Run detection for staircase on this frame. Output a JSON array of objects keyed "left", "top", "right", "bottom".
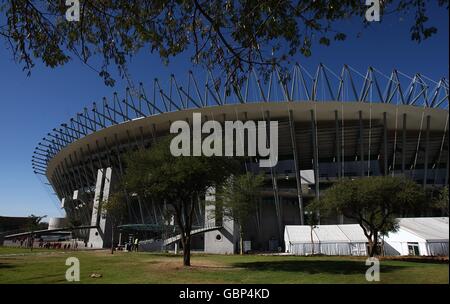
[{"left": 163, "top": 225, "right": 222, "bottom": 246}]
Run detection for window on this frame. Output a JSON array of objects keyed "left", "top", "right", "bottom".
[{"left": 407, "top": 242, "right": 420, "bottom": 256}]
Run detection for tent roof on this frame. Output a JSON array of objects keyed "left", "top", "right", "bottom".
[
  {"left": 284, "top": 224, "right": 367, "bottom": 243},
  {"left": 336, "top": 224, "right": 368, "bottom": 242},
  {"left": 284, "top": 225, "right": 319, "bottom": 243},
  {"left": 397, "top": 217, "right": 449, "bottom": 242},
  {"left": 285, "top": 218, "right": 449, "bottom": 244},
  {"left": 313, "top": 225, "right": 349, "bottom": 242}
]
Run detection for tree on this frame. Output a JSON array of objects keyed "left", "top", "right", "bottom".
[
  {"left": 433, "top": 186, "right": 449, "bottom": 216},
  {"left": 308, "top": 176, "right": 426, "bottom": 257},
  {"left": 123, "top": 137, "right": 238, "bottom": 266},
  {"left": 304, "top": 209, "right": 319, "bottom": 255},
  {"left": 217, "top": 172, "right": 264, "bottom": 255},
  {"left": 25, "top": 214, "right": 47, "bottom": 251},
  {"left": 67, "top": 218, "right": 82, "bottom": 228},
  {"left": 0, "top": 1, "right": 446, "bottom": 86},
  {"left": 100, "top": 191, "right": 129, "bottom": 254}
]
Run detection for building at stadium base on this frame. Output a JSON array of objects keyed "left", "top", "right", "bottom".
[
  {"left": 31, "top": 65, "right": 449, "bottom": 254},
  {"left": 0, "top": 216, "right": 48, "bottom": 245}
]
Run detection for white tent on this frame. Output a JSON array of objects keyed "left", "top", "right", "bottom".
[
  {"left": 285, "top": 217, "right": 449, "bottom": 257},
  {"left": 284, "top": 224, "right": 367, "bottom": 256},
  {"left": 383, "top": 217, "right": 449, "bottom": 256}
]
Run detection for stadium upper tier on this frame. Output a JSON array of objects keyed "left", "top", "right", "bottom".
[{"left": 32, "top": 64, "right": 449, "bottom": 199}]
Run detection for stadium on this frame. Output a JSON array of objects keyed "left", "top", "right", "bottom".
[{"left": 31, "top": 64, "right": 449, "bottom": 254}]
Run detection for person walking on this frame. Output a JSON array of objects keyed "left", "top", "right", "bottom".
[{"left": 134, "top": 237, "right": 139, "bottom": 252}]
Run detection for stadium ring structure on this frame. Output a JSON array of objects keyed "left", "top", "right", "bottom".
[{"left": 31, "top": 64, "right": 449, "bottom": 252}]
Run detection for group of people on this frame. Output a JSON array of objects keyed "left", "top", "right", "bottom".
[
  {"left": 38, "top": 241, "right": 80, "bottom": 250},
  {"left": 123, "top": 238, "right": 139, "bottom": 252},
  {"left": 9, "top": 237, "right": 87, "bottom": 250},
  {"left": 9, "top": 238, "right": 27, "bottom": 247},
  {"left": 10, "top": 235, "right": 142, "bottom": 252}
]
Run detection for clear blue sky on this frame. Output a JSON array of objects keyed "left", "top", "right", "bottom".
[{"left": 0, "top": 5, "right": 448, "bottom": 219}]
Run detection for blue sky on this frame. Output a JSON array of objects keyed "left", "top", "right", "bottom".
[{"left": 0, "top": 5, "right": 448, "bottom": 219}]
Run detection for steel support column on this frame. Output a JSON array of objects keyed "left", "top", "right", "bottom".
[
  {"left": 288, "top": 109, "right": 304, "bottom": 225},
  {"left": 335, "top": 110, "right": 342, "bottom": 178},
  {"left": 265, "top": 110, "right": 283, "bottom": 241},
  {"left": 401, "top": 113, "right": 407, "bottom": 174},
  {"left": 359, "top": 110, "right": 364, "bottom": 176},
  {"left": 423, "top": 115, "right": 431, "bottom": 187},
  {"left": 383, "top": 112, "right": 388, "bottom": 175},
  {"left": 433, "top": 114, "right": 448, "bottom": 186},
  {"left": 445, "top": 153, "right": 449, "bottom": 187},
  {"left": 335, "top": 110, "right": 344, "bottom": 224},
  {"left": 310, "top": 109, "right": 320, "bottom": 224}
]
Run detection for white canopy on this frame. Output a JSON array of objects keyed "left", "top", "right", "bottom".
[
  {"left": 284, "top": 225, "right": 319, "bottom": 243},
  {"left": 383, "top": 217, "right": 449, "bottom": 256},
  {"left": 337, "top": 225, "right": 368, "bottom": 242},
  {"left": 284, "top": 224, "right": 368, "bottom": 256},
  {"left": 284, "top": 224, "right": 367, "bottom": 244},
  {"left": 396, "top": 217, "right": 449, "bottom": 242},
  {"left": 285, "top": 218, "right": 449, "bottom": 256}
]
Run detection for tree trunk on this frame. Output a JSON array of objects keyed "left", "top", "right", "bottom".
[
  {"left": 239, "top": 223, "right": 244, "bottom": 255},
  {"left": 372, "top": 231, "right": 379, "bottom": 256},
  {"left": 368, "top": 239, "right": 374, "bottom": 257},
  {"left": 367, "top": 232, "right": 379, "bottom": 257},
  {"left": 173, "top": 199, "right": 194, "bottom": 267},
  {"left": 110, "top": 224, "right": 115, "bottom": 255},
  {"left": 182, "top": 235, "right": 191, "bottom": 266}
]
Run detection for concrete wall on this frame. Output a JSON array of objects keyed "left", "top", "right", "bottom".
[
  {"left": 88, "top": 167, "right": 114, "bottom": 248},
  {"left": 204, "top": 188, "right": 238, "bottom": 254}
]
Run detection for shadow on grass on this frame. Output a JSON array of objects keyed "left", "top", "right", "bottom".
[
  {"left": 380, "top": 257, "right": 449, "bottom": 264},
  {"left": 232, "top": 260, "right": 406, "bottom": 275},
  {"left": 0, "top": 263, "right": 15, "bottom": 269}
]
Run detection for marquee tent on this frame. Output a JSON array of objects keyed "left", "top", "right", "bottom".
[
  {"left": 285, "top": 217, "right": 449, "bottom": 256},
  {"left": 284, "top": 224, "right": 367, "bottom": 256},
  {"left": 383, "top": 217, "right": 449, "bottom": 256}
]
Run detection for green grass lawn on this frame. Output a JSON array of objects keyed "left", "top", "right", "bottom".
[{"left": 0, "top": 247, "right": 447, "bottom": 284}]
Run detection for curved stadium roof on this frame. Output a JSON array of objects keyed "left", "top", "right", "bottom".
[{"left": 32, "top": 64, "right": 449, "bottom": 180}]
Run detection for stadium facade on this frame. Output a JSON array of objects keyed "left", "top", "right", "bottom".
[{"left": 32, "top": 65, "right": 449, "bottom": 253}]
